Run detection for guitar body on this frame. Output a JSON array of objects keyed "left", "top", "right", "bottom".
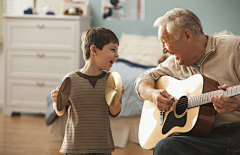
[{"left": 139, "top": 74, "right": 219, "bottom": 150}]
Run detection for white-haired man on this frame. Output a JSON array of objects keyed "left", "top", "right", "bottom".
[{"left": 134, "top": 8, "right": 240, "bottom": 155}]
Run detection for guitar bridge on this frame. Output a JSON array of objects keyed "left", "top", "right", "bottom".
[{"left": 160, "top": 111, "right": 165, "bottom": 125}]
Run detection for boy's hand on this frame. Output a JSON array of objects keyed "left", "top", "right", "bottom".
[
  {"left": 109, "top": 86, "right": 125, "bottom": 116},
  {"left": 51, "top": 86, "right": 60, "bottom": 103}
]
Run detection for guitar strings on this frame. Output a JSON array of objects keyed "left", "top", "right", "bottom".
[{"left": 184, "top": 86, "right": 239, "bottom": 108}]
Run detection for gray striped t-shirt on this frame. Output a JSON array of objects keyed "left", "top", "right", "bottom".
[{"left": 59, "top": 70, "right": 115, "bottom": 154}]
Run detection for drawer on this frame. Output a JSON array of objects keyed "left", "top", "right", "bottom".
[
  {"left": 6, "top": 18, "right": 77, "bottom": 51},
  {"left": 6, "top": 78, "right": 58, "bottom": 107},
  {"left": 7, "top": 50, "right": 78, "bottom": 79}
]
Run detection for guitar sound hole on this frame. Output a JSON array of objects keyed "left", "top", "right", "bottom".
[{"left": 176, "top": 96, "right": 188, "bottom": 115}]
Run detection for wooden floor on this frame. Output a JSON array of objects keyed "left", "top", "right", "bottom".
[{"left": 0, "top": 108, "right": 152, "bottom": 155}]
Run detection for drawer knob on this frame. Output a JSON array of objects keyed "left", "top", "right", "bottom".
[
  {"left": 37, "top": 82, "right": 45, "bottom": 87},
  {"left": 37, "top": 53, "right": 45, "bottom": 58},
  {"left": 37, "top": 24, "right": 45, "bottom": 28}
]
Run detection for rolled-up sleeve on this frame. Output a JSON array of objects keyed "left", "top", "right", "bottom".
[{"left": 134, "top": 56, "right": 177, "bottom": 99}]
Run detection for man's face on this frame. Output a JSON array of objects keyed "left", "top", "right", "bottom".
[{"left": 158, "top": 23, "right": 191, "bottom": 66}]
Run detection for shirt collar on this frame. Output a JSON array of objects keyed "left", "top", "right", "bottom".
[{"left": 193, "top": 34, "right": 215, "bottom": 66}]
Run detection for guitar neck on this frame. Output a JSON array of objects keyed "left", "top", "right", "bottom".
[{"left": 188, "top": 85, "right": 240, "bottom": 108}]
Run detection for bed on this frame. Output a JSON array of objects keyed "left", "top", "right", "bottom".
[{"left": 44, "top": 33, "right": 168, "bottom": 148}]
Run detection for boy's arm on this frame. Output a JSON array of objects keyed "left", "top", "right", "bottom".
[
  {"left": 109, "top": 101, "right": 122, "bottom": 116},
  {"left": 51, "top": 87, "right": 66, "bottom": 116},
  {"left": 109, "top": 86, "right": 125, "bottom": 116}
]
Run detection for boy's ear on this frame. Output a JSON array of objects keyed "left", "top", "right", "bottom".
[{"left": 90, "top": 45, "right": 97, "bottom": 56}]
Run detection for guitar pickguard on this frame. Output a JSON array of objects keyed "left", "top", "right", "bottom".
[{"left": 162, "top": 111, "right": 187, "bottom": 134}]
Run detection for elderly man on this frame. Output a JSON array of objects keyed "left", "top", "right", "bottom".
[{"left": 134, "top": 8, "right": 240, "bottom": 155}]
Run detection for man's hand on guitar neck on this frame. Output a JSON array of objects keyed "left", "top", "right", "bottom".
[
  {"left": 211, "top": 84, "right": 240, "bottom": 114},
  {"left": 139, "top": 81, "right": 174, "bottom": 112}
]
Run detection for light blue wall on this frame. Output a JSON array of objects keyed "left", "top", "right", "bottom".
[{"left": 89, "top": 0, "right": 240, "bottom": 39}]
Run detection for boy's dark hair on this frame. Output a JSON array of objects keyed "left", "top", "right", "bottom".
[{"left": 81, "top": 27, "right": 119, "bottom": 60}]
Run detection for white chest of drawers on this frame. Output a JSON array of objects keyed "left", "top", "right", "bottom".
[{"left": 2, "top": 15, "right": 91, "bottom": 115}]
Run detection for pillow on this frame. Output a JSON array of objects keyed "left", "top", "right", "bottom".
[
  {"left": 213, "top": 30, "right": 234, "bottom": 36},
  {"left": 118, "top": 33, "right": 169, "bottom": 66}
]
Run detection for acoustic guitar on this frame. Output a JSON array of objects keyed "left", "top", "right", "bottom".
[{"left": 139, "top": 74, "right": 240, "bottom": 150}]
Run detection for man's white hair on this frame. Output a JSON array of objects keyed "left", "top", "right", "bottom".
[{"left": 153, "top": 8, "right": 204, "bottom": 40}]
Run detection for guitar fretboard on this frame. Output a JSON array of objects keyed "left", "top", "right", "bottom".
[{"left": 188, "top": 85, "right": 240, "bottom": 108}]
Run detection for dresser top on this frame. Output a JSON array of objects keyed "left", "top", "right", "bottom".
[{"left": 3, "top": 14, "right": 92, "bottom": 20}]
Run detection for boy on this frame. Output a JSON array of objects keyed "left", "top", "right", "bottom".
[{"left": 51, "top": 27, "right": 125, "bottom": 155}]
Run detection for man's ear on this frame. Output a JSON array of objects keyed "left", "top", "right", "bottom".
[
  {"left": 182, "top": 29, "right": 192, "bottom": 43},
  {"left": 90, "top": 45, "right": 97, "bottom": 56}
]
